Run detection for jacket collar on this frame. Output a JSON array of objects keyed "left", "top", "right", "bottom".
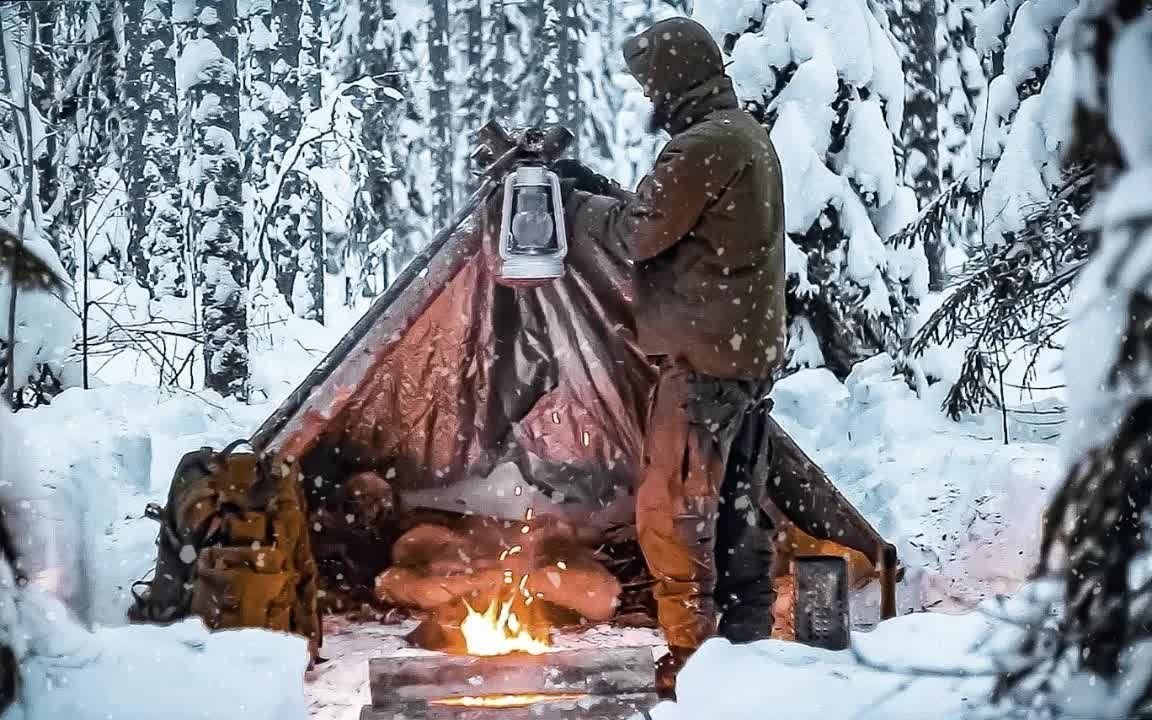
[{"left": 653, "top": 75, "right": 741, "bottom": 135}]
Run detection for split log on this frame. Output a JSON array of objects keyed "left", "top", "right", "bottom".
[
  {"left": 369, "top": 647, "right": 655, "bottom": 706},
  {"left": 360, "top": 693, "right": 658, "bottom": 720}
]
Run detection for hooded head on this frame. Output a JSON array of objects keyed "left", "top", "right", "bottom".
[{"left": 623, "top": 18, "right": 738, "bottom": 134}]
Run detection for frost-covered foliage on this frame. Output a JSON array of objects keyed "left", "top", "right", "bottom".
[
  {"left": 241, "top": 0, "right": 325, "bottom": 323},
  {"left": 888, "top": 0, "right": 944, "bottom": 289},
  {"left": 910, "top": 166, "right": 1090, "bottom": 419},
  {"left": 611, "top": 0, "right": 688, "bottom": 188},
  {"left": 0, "top": 225, "right": 76, "bottom": 408},
  {"left": 968, "top": 0, "right": 1080, "bottom": 246},
  {"left": 124, "top": 0, "right": 188, "bottom": 301},
  {"left": 937, "top": 0, "right": 987, "bottom": 187},
  {"left": 179, "top": 0, "right": 249, "bottom": 399},
  {"left": 907, "top": 0, "right": 1083, "bottom": 416},
  {"left": 990, "top": 1, "right": 1152, "bottom": 715},
  {"left": 696, "top": 0, "right": 927, "bottom": 378},
  {"left": 328, "top": 0, "right": 432, "bottom": 302}
]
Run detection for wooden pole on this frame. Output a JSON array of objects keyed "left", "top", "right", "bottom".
[{"left": 250, "top": 125, "right": 573, "bottom": 455}]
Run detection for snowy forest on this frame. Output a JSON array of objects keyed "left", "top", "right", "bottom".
[{"left": 1, "top": 0, "right": 1151, "bottom": 718}]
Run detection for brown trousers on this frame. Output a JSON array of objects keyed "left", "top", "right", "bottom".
[{"left": 637, "top": 360, "right": 776, "bottom": 650}]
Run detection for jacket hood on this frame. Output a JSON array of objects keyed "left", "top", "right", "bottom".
[{"left": 623, "top": 18, "right": 738, "bottom": 133}]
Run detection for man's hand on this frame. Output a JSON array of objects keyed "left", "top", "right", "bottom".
[{"left": 552, "top": 158, "right": 614, "bottom": 196}]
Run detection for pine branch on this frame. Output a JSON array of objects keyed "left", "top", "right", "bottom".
[{"left": 908, "top": 165, "right": 1094, "bottom": 417}]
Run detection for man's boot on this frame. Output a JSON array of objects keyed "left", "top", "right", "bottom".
[{"left": 655, "top": 645, "right": 695, "bottom": 700}]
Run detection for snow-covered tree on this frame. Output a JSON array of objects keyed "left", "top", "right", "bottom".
[
  {"left": 909, "top": 0, "right": 1085, "bottom": 416},
  {"left": 123, "top": 0, "right": 187, "bottom": 300},
  {"left": 328, "top": 0, "right": 431, "bottom": 301},
  {"left": 240, "top": 0, "right": 323, "bottom": 321},
  {"left": 181, "top": 0, "right": 249, "bottom": 399},
  {"left": 428, "top": 0, "right": 453, "bottom": 227},
  {"left": 452, "top": 0, "right": 486, "bottom": 195},
  {"left": 521, "top": 0, "right": 580, "bottom": 131},
  {"left": 299, "top": 0, "right": 325, "bottom": 323},
  {"left": 0, "top": 4, "right": 86, "bottom": 403},
  {"left": 937, "top": 0, "right": 986, "bottom": 187},
  {"left": 888, "top": 0, "right": 944, "bottom": 289},
  {"left": 696, "top": 0, "right": 925, "bottom": 379},
  {"left": 993, "top": 2, "right": 1152, "bottom": 714},
  {"left": 241, "top": 0, "right": 314, "bottom": 320}
]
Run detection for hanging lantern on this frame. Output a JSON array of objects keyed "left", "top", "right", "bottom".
[{"left": 497, "top": 164, "right": 568, "bottom": 287}]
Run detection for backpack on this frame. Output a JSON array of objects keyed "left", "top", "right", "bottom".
[{"left": 128, "top": 440, "right": 320, "bottom": 658}]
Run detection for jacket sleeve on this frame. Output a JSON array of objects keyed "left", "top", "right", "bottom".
[{"left": 569, "top": 130, "right": 725, "bottom": 262}]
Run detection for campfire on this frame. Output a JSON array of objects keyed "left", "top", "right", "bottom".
[{"left": 359, "top": 512, "right": 659, "bottom": 718}]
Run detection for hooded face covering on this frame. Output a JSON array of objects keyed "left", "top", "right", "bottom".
[{"left": 622, "top": 18, "right": 737, "bottom": 134}]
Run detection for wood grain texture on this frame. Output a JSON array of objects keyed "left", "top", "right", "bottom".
[
  {"left": 369, "top": 647, "right": 655, "bottom": 705},
  {"left": 361, "top": 692, "right": 658, "bottom": 720}
]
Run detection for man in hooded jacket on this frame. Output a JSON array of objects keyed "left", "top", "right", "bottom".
[{"left": 555, "top": 17, "right": 787, "bottom": 696}]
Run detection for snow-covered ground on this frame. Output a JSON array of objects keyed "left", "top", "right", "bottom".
[{"left": 1, "top": 307, "right": 1062, "bottom": 719}]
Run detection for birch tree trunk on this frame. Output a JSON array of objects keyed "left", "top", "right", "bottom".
[{"left": 186, "top": 0, "right": 248, "bottom": 399}]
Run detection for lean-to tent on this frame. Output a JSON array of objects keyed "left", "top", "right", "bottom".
[{"left": 249, "top": 175, "right": 898, "bottom": 622}]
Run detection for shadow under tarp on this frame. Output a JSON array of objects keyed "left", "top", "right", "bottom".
[{"left": 250, "top": 195, "right": 897, "bottom": 622}]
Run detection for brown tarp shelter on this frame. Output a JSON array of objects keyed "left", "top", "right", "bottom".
[{"left": 249, "top": 192, "right": 898, "bottom": 620}]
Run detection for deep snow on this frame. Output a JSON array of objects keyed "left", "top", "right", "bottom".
[{"left": 1, "top": 318, "right": 1062, "bottom": 718}]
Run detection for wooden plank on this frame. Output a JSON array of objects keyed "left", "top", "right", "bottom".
[
  {"left": 361, "top": 693, "right": 658, "bottom": 720},
  {"left": 369, "top": 647, "right": 656, "bottom": 706}
]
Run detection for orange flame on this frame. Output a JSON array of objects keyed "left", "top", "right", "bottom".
[
  {"left": 460, "top": 585, "right": 550, "bottom": 656},
  {"left": 431, "top": 694, "right": 585, "bottom": 708}
]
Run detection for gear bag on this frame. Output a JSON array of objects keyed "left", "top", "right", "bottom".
[{"left": 128, "top": 440, "right": 320, "bottom": 657}]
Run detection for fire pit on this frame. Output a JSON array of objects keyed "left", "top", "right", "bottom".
[
  {"left": 361, "top": 646, "right": 657, "bottom": 719},
  {"left": 361, "top": 563, "right": 658, "bottom": 719}
]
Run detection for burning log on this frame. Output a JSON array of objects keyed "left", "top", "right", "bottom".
[
  {"left": 364, "top": 646, "right": 657, "bottom": 720},
  {"left": 359, "top": 693, "right": 657, "bottom": 720}
]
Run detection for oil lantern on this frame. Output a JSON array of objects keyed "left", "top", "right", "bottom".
[{"left": 497, "top": 164, "right": 568, "bottom": 286}]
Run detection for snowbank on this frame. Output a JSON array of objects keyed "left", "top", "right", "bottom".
[
  {"left": 2, "top": 588, "right": 308, "bottom": 720},
  {"left": 1, "top": 335, "right": 1060, "bottom": 719},
  {"left": 652, "top": 609, "right": 1001, "bottom": 720},
  {"left": 2, "top": 381, "right": 313, "bottom": 720},
  {"left": 770, "top": 361, "right": 1059, "bottom": 616}
]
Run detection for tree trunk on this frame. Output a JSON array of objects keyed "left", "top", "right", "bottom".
[
  {"left": 300, "top": 0, "right": 325, "bottom": 323},
  {"left": 187, "top": 0, "right": 248, "bottom": 399},
  {"left": 124, "top": 0, "right": 185, "bottom": 299},
  {"left": 891, "top": 0, "right": 944, "bottom": 290},
  {"left": 487, "top": 0, "right": 512, "bottom": 124},
  {"left": 428, "top": 0, "right": 453, "bottom": 228},
  {"left": 29, "top": 6, "right": 56, "bottom": 235},
  {"left": 266, "top": 0, "right": 307, "bottom": 313}
]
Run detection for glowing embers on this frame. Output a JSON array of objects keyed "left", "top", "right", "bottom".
[
  {"left": 429, "top": 693, "right": 586, "bottom": 708},
  {"left": 365, "top": 647, "right": 659, "bottom": 719}
]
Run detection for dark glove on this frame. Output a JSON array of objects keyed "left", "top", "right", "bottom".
[
  {"left": 559, "top": 177, "right": 579, "bottom": 207},
  {"left": 552, "top": 158, "right": 614, "bottom": 196},
  {"left": 655, "top": 645, "right": 695, "bottom": 701}
]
